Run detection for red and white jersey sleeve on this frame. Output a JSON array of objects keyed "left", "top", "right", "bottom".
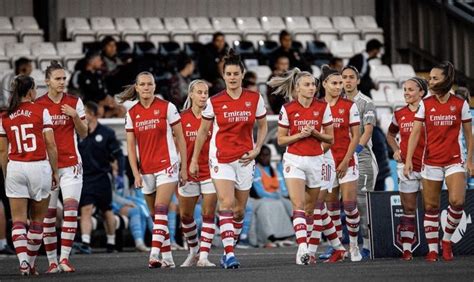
[
  {"left": 125, "top": 97, "right": 180, "bottom": 174},
  {"left": 279, "top": 99, "right": 330, "bottom": 156},
  {"left": 415, "top": 95, "right": 470, "bottom": 166},
  {"left": 0, "top": 102, "right": 51, "bottom": 162},
  {"left": 35, "top": 93, "right": 84, "bottom": 168},
  {"left": 330, "top": 98, "right": 359, "bottom": 167},
  {"left": 388, "top": 106, "right": 425, "bottom": 172},
  {"left": 205, "top": 89, "right": 266, "bottom": 163},
  {"left": 181, "top": 109, "right": 212, "bottom": 181}
]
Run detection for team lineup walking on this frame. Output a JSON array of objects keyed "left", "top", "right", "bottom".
[{"left": 1, "top": 52, "right": 472, "bottom": 275}]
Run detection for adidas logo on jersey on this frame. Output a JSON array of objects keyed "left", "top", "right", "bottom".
[
  {"left": 401, "top": 116, "right": 406, "bottom": 120},
  {"left": 430, "top": 108, "right": 436, "bottom": 112},
  {"left": 222, "top": 105, "right": 228, "bottom": 109},
  {"left": 295, "top": 113, "right": 300, "bottom": 117},
  {"left": 186, "top": 123, "right": 192, "bottom": 128},
  {"left": 136, "top": 114, "right": 141, "bottom": 118}
]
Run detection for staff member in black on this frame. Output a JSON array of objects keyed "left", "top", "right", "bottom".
[{"left": 77, "top": 101, "right": 125, "bottom": 253}]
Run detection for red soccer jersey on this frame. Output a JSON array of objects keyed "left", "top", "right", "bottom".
[
  {"left": 329, "top": 97, "right": 360, "bottom": 167},
  {"left": 414, "top": 94, "right": 471, "bottom": 166},
  {"left": 125, "top": 97, "right": 181, "bottom": 174},
  {"left": 202, "top": 89, "right": 266, "bottom": 163},
  {"left": 181, "top": 109, "right": 212, "bottom": 181},
  {"left": 35, "top": 93, "right": 85, "bottom": 168},
  {"left": 278, "top": 99, "right": 333, "bottom": 156},
  {"left": 388, "top": 106, "right": 425, "bottom": 172},
  {"left": 0, "top": 102, "right": 53, "bottom": 162}
]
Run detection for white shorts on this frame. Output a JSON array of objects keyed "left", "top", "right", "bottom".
[
  {"left": 5, "top": 160, "right": 52, "bottom": 201},
  {"left": 333, "top": 165, "right": 359, "bottom": 187},
  {"left": 283, "top": 153, "right": 323, "bottom": 189},
  {"left": 59, "top": 163, "right": 83, "bottom": 187},
  {"left": 142, "top": 163, "right": 179, "bottom": 194},
  {"left": 397, "top": 163, "right": 422, "bottom": 193},
  {"left": 209, "top": 158, "right": 255, "bottom": 191},
  {"left": 178, "top": 179, "right": 216, "bottom": 197},
  {"left": 421, "top": 163, "right": 466, "bottom": 182},
  {"left": 322, "top": 154, "right": 336, "bottom": 191}
]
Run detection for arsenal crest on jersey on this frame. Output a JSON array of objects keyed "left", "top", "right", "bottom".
[
  {"left": 339, "top": 108, "right": 345, "bottom": 115},
  {"left": 450, "top": 105, "right": 456, "bottom": 112},
  {"left": 313, "top": 111, "right": 319, "bottom": 117},
  {"left": 245, "top": 101, "right": 252, "bottom": 107},
  {"left": 154, "top": 109, "right": 160, "bottom": 116}
]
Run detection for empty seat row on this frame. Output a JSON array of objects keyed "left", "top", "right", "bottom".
[
  {"left": 64, "top": 16, "right": 384, "bottom": 48},
  {"left": 0, "top": 16, "right": 44, "bottom": 46}
]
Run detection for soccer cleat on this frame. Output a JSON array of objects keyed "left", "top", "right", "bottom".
[
  {"left": 309, "top": 254, "right": 317, "bottom": 264},
  {"left": 59, "top": 258, "right": 76, "bottom": 273},
  {"left": 324, "top": 249, "right": 345, "bottom": 263},
  {"left": 425, "top": 251, "right": 439, "bottom": 262},
  {"left": 441, "top": 240, "right": 453, "bottom": 261},
  {"left": 360, "top": 248, "right": 371, "bottom": 259},
  {"left": 0, "top": 245, "right": 15, "bottom": 255},
  {"left": 45, "top": 263, "right": 61, "bottom": 274},
  {"left": 160, "top": 258, "right": 176, "bottom": 268},
  {"left": 19, "top": 260, "right": 31, "bottom": 276},
  {"left": 401, "top": 250, "right": 413, "bottom": 261},
  {"left": 319, "top": 246, "right": 334, "bottom": 260},
  {"left": 148, "top": 258, "right": 162, "bottom": 269},
  {"left": 197, "top": 258, "right": 216, "bottom": 267},
  {"left": 75, "top": 243, "right": 92, "bottom": 254},
  {"left": 221, "top": 255, "right": 240, "bottom": 269},
  {"left": 180, "top": 253, "right": 199, "bottom": 267},
  {"left": 219, "top": 254, "right": 226, "bottom": 268},
  {"left": 349, "top": 245, "right": 362, "bottom": 262},
  {"left": 296, "top": 248, "right": 310, "bottom": 265},
  {"left": 106, "top": 244, "right": 116, "bottom": 253}
]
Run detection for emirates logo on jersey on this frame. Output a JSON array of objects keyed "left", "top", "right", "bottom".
[
  {"left": 338, "top": 109, "right": 345, "bottom": 115},
  {"left": 245, "top": 101, "right": 252, "bottom": 108},
  {"left": 450, "top": 106, "right": 456, "bottom": 112},
  {"left": 154, "top": 109, "right": 160, "bottom": 116}
]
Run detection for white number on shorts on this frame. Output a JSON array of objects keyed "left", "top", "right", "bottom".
[{"left": 11, "top": 124, "right": 37, "bottom": 153}]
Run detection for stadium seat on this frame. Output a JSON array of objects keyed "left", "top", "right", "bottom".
[
  {"left": 116, "top": 41, "right": 133, "bottom": 59},
  {"left": 30, "top": 69, "right": 47, "bottom": 95},
  {"left": 12, "top": 16, "right": 44, "bottom": 45},
  {"left": 164, "top": 18, "right": 194, "bottom": 48},
  {"left": 5, "top": 43, "right": 34, "bottom": 67},
  {"left": 133, "top": 41, "right": 157, "bottom": 57},
  {"left": 233, "top": 40, "right": 257, "bottom": 60},
  {"left": 139, "top": 18, "right": 170, "bottom": 45},
  {"left": 56, "top": 41, "right": 83, "bottom": 71},
  {"left": 212, "top": 17, "right": 237, "bottom": 30},
  {"left": 309, "top": 16, "right": 339, "bottom": 47},
  {"left": 0, "top": 17, "right": 18, "bottom": 47},
  {"left": 370, "top": 65, "right": 397, "bottom": 85},
  {"left": 352, "top": 40, "right": 367, "bottom": 54},
  {"left": 183, "top": 42, "right": 203, "bottom": 59},
  {"left": 236, "top": 17, "right": 267, "bottom": 47},
  {"left": 260, "top": 16, "right": 286, "bottom": 41},
  {"left": 115, "top": 17, "right": 146, "bottom": 45},
  {"left": 82, "top": 41, "right": 102, "bottom": 54},
  {"left": 311, "top": 65, "right": 321, "bottom": 78},
  {"left": 248, "top": 65, "right": 271, "bottom": 84},
  {"left": 30, "top": 42, "right": 62, "bottom": 70},
  {"left": 284, "top": 17, "right": 314, "bottom": 46},
  {"left": 329, "top": 40, "right": 354, "bottom": 59},
  {"left": 188, "top": 17, "right": 214, "bottom": 44},
  {"left": 65, "top": 17, "right": 96, "bottom": 42},
  {"left": 306, "top": 40, "right": 332, "bottom": 64},
  {"left": 164, "top": 17, "right": 189, "bottom": 30},
  {"left": 170, "top": 30, "right": 195, "bottom": 49},
  {"left": 375, "top": 106, "right": 393, "bottom": 134},
  {"left": 158, "top": 41, "right": 181, "bottom": 57},
  {"left": 370, "top": 88, "right": 389, "bottom": 106},
  {"left": 90, "top": 17, "right": 120, "bottom": 41},
  {"left": 257, "top": 40, "right": 278, "bottom": 65},
  {"left": 353, "top": 16, "right": 384, "bottom": 42},
  {"left": 332, "top": 16, "right": 361, "bottom": 41},
  {"left": 0, "top": 44, "right": 11, "bottom": 70},
  {"left": 385, "top": 87, "right": 405, "bottom": 106},
  {"left": 391, "top": 64, "right": 417, "bottom": 85}
]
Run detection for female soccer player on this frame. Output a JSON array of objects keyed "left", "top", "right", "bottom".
[
  {"left": 36, "top": 61, "right": 88, "bottom": 273},
  {"left": 179, "top": 80, "right": 218, "bottom": 267},
  {"left": 0, "top": 75, "right": 59, "bottom": 275},
  {"left": 320, "top": 65, "right": 362, "bottom": 262},
  {"left": 190, "top": 49, "right": 268, "bottom": 269},
  {"left": 387, "top": 77, "right": 427, "bottom": 261},
  {"left": 122, "top": 71, "right": 187, "bottom": 268},
  {"left": 405, "top": 61, "right": 473, "bottom": 262},
  {"left": 268, "top": 67, "right": 333, "bottom": 265}
]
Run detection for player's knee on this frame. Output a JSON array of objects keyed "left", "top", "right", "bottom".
[
  {"left": 449, "top": 199, "right": 464, "bottom": 208},
  {"left": 233, "top": 209, "right": 245, "bottom": 222},
  {"left": 154, "top": 204, "right": 168, "bottom": 215}
]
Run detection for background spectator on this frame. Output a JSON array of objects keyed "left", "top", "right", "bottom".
[
  {"left": 348, "top": 39, "right": 383, "bottom": 97},
  {"left": 329, "top": 57, "right": 344, "bottom": 72},
  {"left": 168, "top": 55, "right": 195, "bottom": 110},
  {"left": 270, "top": 30, "right": 311, "bottom": 73},
  {"left": 198, "top": 32, "right": 227, "bottom": 95},
  {"left": 1, "top": 57, "right": 33, "bottom": 109},
  {"left": 266, "top": 55, "right": 290, "bottom": 114}
]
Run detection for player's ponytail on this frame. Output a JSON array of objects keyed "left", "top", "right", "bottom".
[
  {"left": 119, "top": 71, "right": 154, "bottom": 103},
  {"left": 223, "top": 48, "right": 245, "bottom": 73},
  {"left": 182, "top": 79, "right": 207, "bottom": 111},
  {"left": 45, "top": 60, "right": 65, "bottom": 80},
  {"left": 267, "top": 68, "right": 315, "bottom": 101},
  {"left": 8, "top": 75, "right": 35, "bottom": 115},
  {"left": 430, "top": 61, "right": 455, "bottom": 95}
]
